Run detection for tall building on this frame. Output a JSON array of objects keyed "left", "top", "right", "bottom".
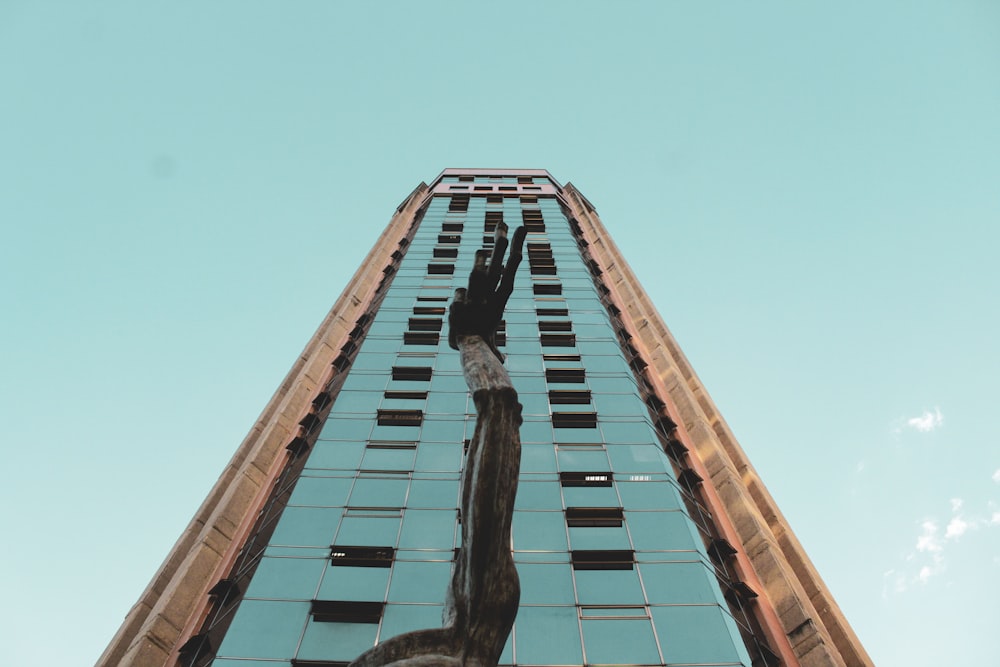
[{"left": 102, "top": 170, "right": 871, "bottom": 667}]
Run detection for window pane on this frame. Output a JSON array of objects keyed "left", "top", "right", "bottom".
[
  {"left": 288, "top": 475, "right": 354, "bottom": 507},
  {"left": 581, "top": 617, "right": 660, "bottom": 665},
  {"left": 243, "top": 556, "right": 326, "bottom": 601},
  {"left": 335, "top": 515, "right": 401, "bottom": 547},
  {"left": 513, "top": 606, "right": 582, "bottom": 665},
  {"left": 317, "top": 564, "right": 390, "bottom": 602},
  {"left": 380, "top": 603, "right": 445, "bottom": 639},
  {"left": 574, "top": 568, "right": 644, "bottom": 605},
  {"left": 651, "top": 605, "right": 750, "bottom": 665},
  {"left": 515, "top": 563, "right": 575, "bottom": 604},
  {"left": 398, "top": 509, "right": 457, "bottom": 549},
  {"left": 296, "top": 617, "right": 378, "bottom": 662},
  {"left": 270, "top": 507, "right": 342, "bottom": 547},
  {"left": 626, "top": 511, "right": 700, "bottom": 551},
  {"left": 388, "top": 561, "right": 453, "bottom": 603},
  {"left": 638, "top": 561, "right": 724, "bottom": 604},
  {"left": 513, "top": 511, "right": 567, "bottom": 552},
  {"left": 216, "top": 600, "right": 309, "bottom": 660},
  {"left": 406, "top": 478, "right": 460, "bottom": 508}
]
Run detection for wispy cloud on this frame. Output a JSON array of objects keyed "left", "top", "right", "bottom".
[
  {"left": 886, "top": 492, "right": 999, "bottom": 596},
  {"left": 916, "top": 520, "right": 943, "bottom": 553},
  {"left": 945, "top": 516, "right": 969, "bottom": 539},
  {"left": 891, "top": 407, "right": 944, "bottom": 435},
  {"left": 992, "top": 468, "right": 1000, "bottom": 484},
  {"left": 907, "top": 407, "right": 944, "bottom": 432}
]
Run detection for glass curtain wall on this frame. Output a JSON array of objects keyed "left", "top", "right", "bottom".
[{"left": 209, "top": 177, "right": 754, "bottom": 667}]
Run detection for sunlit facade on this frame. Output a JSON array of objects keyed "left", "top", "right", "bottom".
[{"left": 102, "top": 170, "right": 871, "bottom": 667}]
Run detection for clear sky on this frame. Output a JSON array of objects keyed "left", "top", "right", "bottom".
[{"left": 2, "top": 2, "right": 998, "bottom": 665}]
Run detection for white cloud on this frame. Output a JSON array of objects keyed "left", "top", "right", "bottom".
[
  {"left": 992, "top": 468, "right": 1000, "bottom": 483},
  {"left": 916, "top": 520, "right": 942, "bottom": 553},
  {"left": 945, "top": 516, "right": 969, "bottom": 539},
  {"left": 950, "top": 498, "right": 964, "bottom": 512},
  {"left": 906, "top": 407, "right": 944, "bottom": 432}
]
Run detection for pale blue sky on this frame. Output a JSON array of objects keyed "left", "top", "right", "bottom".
[{"left": 2, "top": 2, "right": 998, "bottom": 665}]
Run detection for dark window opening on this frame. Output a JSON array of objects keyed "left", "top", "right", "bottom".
[
  {"left": 408, "top": 318, "right": 442, "bottom": 332},
  {"left": 543, "top": 353, "right": 581, "bottom": 362},
  {"left": 549, "top": 390, "right": 592, "bottom": 405},
  {"left": 537, "top": 308, "right": 569, "bottom": 317},
  {"left": 442, "top": 222, "right": 464, "bottom": 232},
  {"left": 286, "top": 436, "right": 309, "bottom": 457},
  {"left": 391, "top": 366, "right": 432, "bottom": 382},
  {"left": 416, "top": 296, "right": 450, "bottom": 302},
  {"left": 533, "top": 282, "right": 562, "bottom": 295},
  {"left": 427, "top": 263, "right": 455, "bottom": 275},
  {"left": 560, "top": 471, "right": 613, "bottom": 487},
  {"left": 177, "top": 634, "right": 212, "bottom": 665},
  {"left": 529, "top": 264, "right": 557, "bottom": 276},
  {"left": 552, "top": 412, "right": 597, "bottom": 428},
  {"left": 312, "top": 392, "right": 332, "bottom": 411},
  {"left": 566, "top": 507, "right": 624, "bottom": 528},
  {"left": 545, "top": 368, "right": 585, "bottom": 383},
  {"left": 708, "top": 538, "right": 738, "bottom": 565},
  {"left": 448, "top": 195, "right": 469, "bottom": 213},
  {"left": 458, "top": 175, "right": 474, "bottom": 182},
  {"left": 330, "top": 546, "right": 395, "bottom": 568},
  {"left": 484, "top": 211, "right": 503, "bottom": 232},
  {"left": 376, "top": 409, "right": 423, "bottom": 427},
  {"left": 403, "top": 332, "right": 440, "bottom": 345},
  {"left": 541, "top": 333, "right": 577, "bottom": 347},
  {"left": 383, "top": 391, "right": 428, "bottom": 400},
  {"left": 663, "top": 438, "right": 688, "bottom": 461},
  {"left": 539, "top": 320, "right": 573, "bottom": 332},
  {"left": 310, "top": 600, "right": 384, "bottom": 624},
  {"left": 571, "top": 550, "right": 634, "bottom": 570},
  {"left": 298, "top": 413, "right": 320, "bottom": 433},
  {"left": 413, "top": 306, "right": 446, "bottom": 315},
  {"left": 438, "top": 234, "right": 461, "bottom": 244},
  {"left": 678, "top": 468, "right": 703, "bottom": 489},
  {"left": 433, "top": 247, "right": 458, "bottom": 259},
  {"left": 522, "top": 209, "right": 546, "bottom": 232},
  {"left": 367, "top": 440, "right": 417, "bottom": 450}
]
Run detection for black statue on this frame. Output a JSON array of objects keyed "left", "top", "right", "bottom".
[{"left": 349, "top": 223, "right": 526, "bottom": 667}]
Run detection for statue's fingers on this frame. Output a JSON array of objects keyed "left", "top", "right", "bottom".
[
  {"left": 448, "top": 289, "right": 468, "bottom": 350},
  {"left": 468, "top": 250, "right": 491, "bottom": 301},
  {"left": 487, "top": 223, "right": 509, "bottom": 287},
  {"left": 496, "top": 231, "right": 525, "bottom": 311},
  {"left": 509, "top": 225, "right": 527, "bottom": 259}
]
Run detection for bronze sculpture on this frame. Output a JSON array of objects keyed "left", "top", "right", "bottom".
[{"left": 350, "top": 223, "right": 527, "bottom": 667}]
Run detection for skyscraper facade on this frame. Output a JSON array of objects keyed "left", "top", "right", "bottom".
[{"left": 102, "top": 170, "right": 871, "bottom": 667}]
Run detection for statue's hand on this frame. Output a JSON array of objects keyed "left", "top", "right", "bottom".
[{"left": 447, "top": 223, "right": 526, "bottom": 360}]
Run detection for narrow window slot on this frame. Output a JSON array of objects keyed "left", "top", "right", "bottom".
[
  {"left": 310, "top": 600, "right": 384, "bottom": 623},
  {"left": 571, "top": 550, "right": 635, "bottom": 570},
  {"left": 566, "top": 507, "right": 624, "bottom": 528},
  {"left": 391, "top": 366, "right": 432, "bottom": 382},
  {"left": 376, "top": 409, "right": 423, "bottom": 427}
]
